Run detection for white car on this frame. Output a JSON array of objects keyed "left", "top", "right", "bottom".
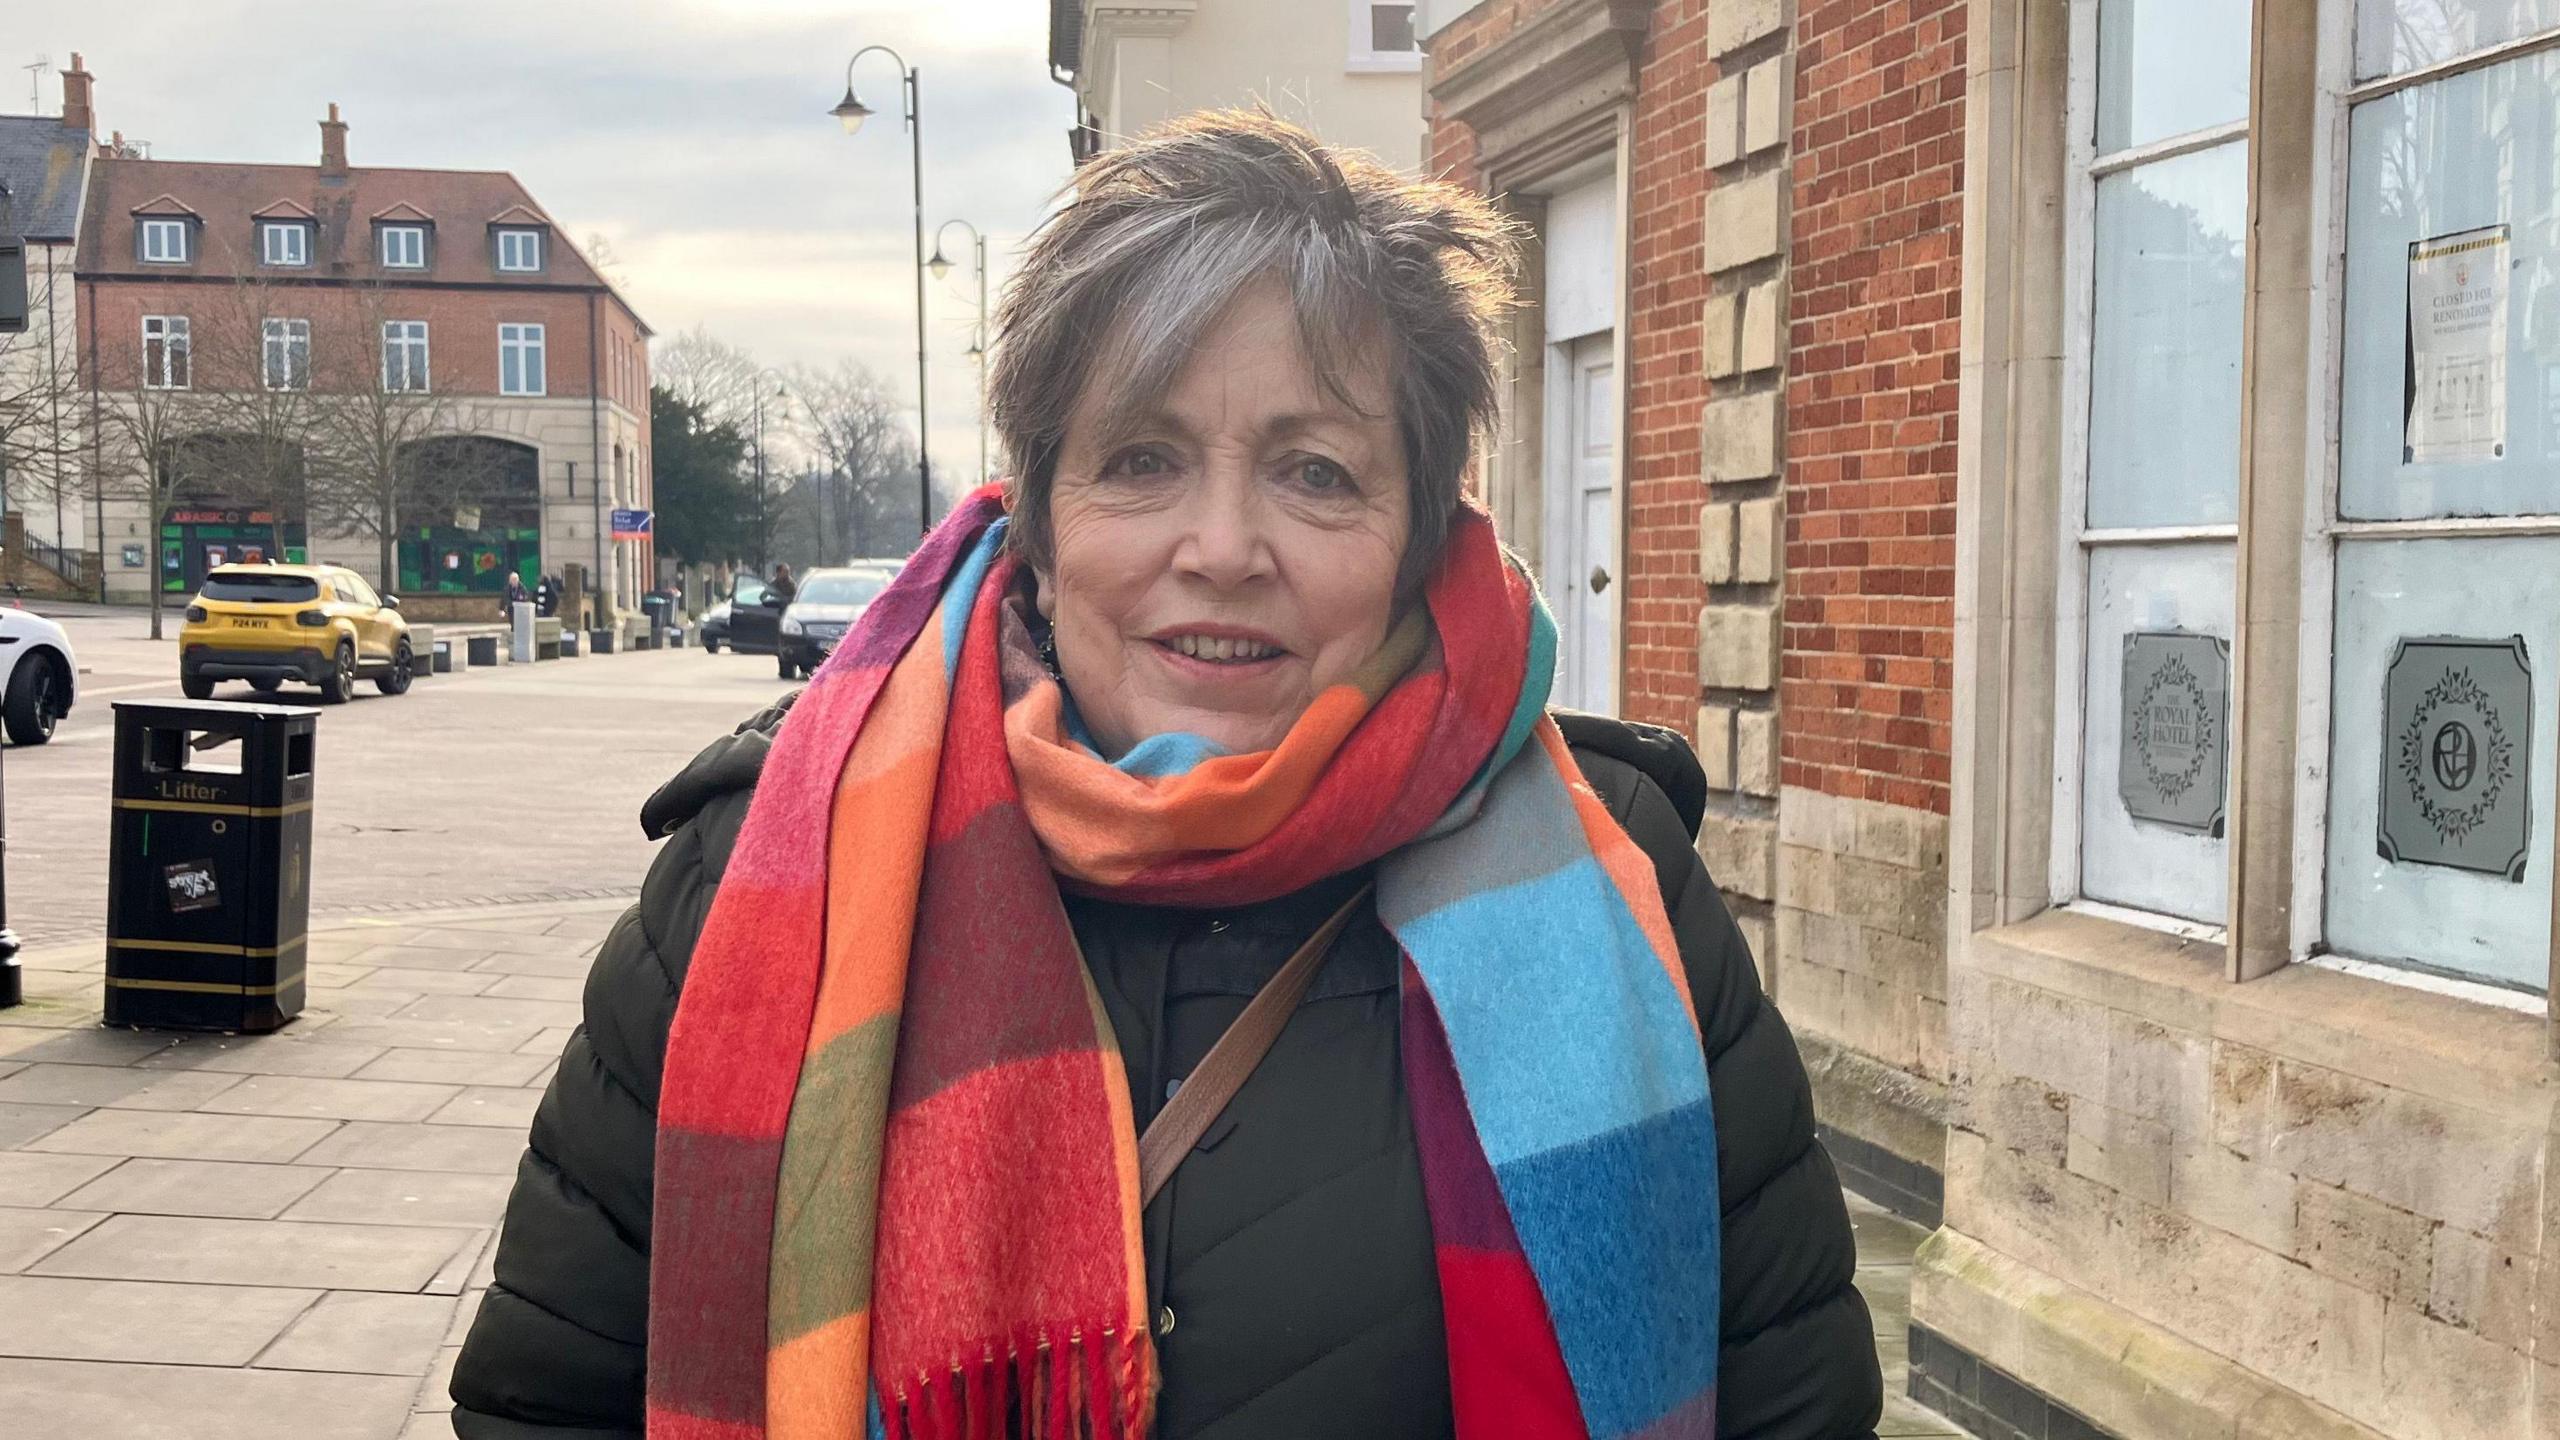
[{"left": 0, "top": 606, "right": 75, "bottom": 745}]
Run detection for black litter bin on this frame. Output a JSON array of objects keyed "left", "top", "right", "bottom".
[{"left": 105, "top": 700, "right": 317, "bottom": 1032}]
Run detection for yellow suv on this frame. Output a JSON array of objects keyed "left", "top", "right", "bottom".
[{"left": 179, "top": 563, "right": 415, "bottom": 704}]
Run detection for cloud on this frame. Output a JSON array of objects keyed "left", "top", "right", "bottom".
[{"left": 4, "top": 0, "right": 1070, "bottom": 479}]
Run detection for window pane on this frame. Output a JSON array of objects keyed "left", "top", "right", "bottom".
[
  {"left": 2340, "top": 51, "right": 2560, "bottom": 521},
  {"left": 2326, "top": 536, "right": 2558, "bottom": 989},
  {"left": 2097, "top": 0, "right": 2251, "bottom": 151},
  {"left": 1372, "top": 3, "right": 1417, "bottom": 52},
  {"left": 2357, "top": 0, "right": 2560, "bottom": 80},
  {"left": 2081, "top": 543, "right": 2235, "bottom": 922},
  {"left": 2087, "top": 142, "right": 2247, "bottom": 528}
]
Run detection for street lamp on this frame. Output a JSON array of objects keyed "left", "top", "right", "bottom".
[
  {"left": 751, "top": 373, "right": 787, "bottom": 572},
  {"left": 831, "top": 44, "right": 934, "bottom": 538},
  {"left": 929, "top": 218, "right": 990, "bottom": 485}
]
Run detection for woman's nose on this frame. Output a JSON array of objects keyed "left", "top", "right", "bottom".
[{"left": 1173, "top": 469, "right": 1272, "bottom": 587}]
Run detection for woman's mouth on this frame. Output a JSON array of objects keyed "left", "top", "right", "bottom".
[{"left": 1159, "top": 633, "right": 1285, "bottom": 664}]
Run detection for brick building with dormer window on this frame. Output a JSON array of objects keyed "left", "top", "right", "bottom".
[{"left": 73, "top": 67, "right": 652, "bottom": 620}]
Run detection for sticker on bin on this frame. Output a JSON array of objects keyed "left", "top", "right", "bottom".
[{"left": 164, "top": 860, "right": 222, "bottom": 914}]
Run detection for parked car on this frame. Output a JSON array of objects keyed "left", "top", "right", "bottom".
[
  {"left": 699, "top": 575, "right": 771, "bottom": 655},
  {"left": 178, "top": 563, "right": 415, "bottom": 704},
  {"left": 776, "top": 566, "right": 891, "bottom": 680},
  {"left": 0, "top": 605, "right": 76, "bottom": 744}
]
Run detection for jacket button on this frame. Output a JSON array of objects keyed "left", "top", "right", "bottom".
[
  {"left": 1154, "top": 1306, "right": 1176, "bottom": 1337},
  {"left": 1206, "top": 918, "right": 1229, "bottom": 933},
  {"left": 1164, "top": 1077, "right": 1183, "bottom": 1101}
]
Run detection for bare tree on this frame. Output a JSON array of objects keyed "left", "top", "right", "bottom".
[
  {"left": 0, "top": 272, "right": 84, "bottom": 552},
  {"left": 93, "top": 381, "right": 217, "bottom": 639},
  {"left": 785, "top": 358, "right": 919, "bottom": 561},
  {"left": 306, "top": 285, "right": 507, "bottom": 584},
  {"left": 185, "top": 275, "right": 330, "bottom": 525},
  {"left": 656, "top": 326, "right": 771, "bottom": 433}
]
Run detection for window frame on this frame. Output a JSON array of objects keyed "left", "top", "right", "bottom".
[
  {"left": 2279, "top": 0, "right": 2560, "bottom": 993},
  {"left": 139, "top": 218, "right": 190, "bottom": 264},
  {"left": 1346, "top": 0, "right": 1423, "bottom": 73},
  {"left": 260, "top": 220, "right": 311, "bottom": 268},
  {"left": 499, "top": 322, "right": 547, "bottom": 396},
  {"left": 2048, "top": 0, "right": 2249, "bottom": 938},
  {"left": 495, "top": 228, "right": 545, "bottom": 273},
  {"left": 379, "top": 223, "right": 428, "bottom": 270},
  {"left": 382, "top": 320, "right": 431, "bottom": 394},
  {"left": 261, "top": 317, "right": 312, "bottom": 391},
  {"left": 141, "top": 314, "right": 191, "bottom": 390}
]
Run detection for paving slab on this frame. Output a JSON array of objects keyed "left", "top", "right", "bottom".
[
  {"left": 0, "top": 1152, "right": 121, "bottom": 1207},
  {"left": 31, "top": 1213, "right": 477, "bottom": 1292},
  {"left": 399, "top": 1413, "right": 461, "bottom": 1439},
  {"left": 339, "top": 944, "right": 497, "bottom": 973},
  {"left": 0, "top": 1061, "right": 245, "bottom": 1111},
  {"left": 426, "top": 1087, "right": 541, "bottom": 1130},
  {"left": 390, "top": 994, "right": 586, "bottom": 1030},
  {"left": 392, "top": 928, "right": 590, "bottom": 958},
  {"left": 25, "top": 1108, "right": 340, "bottom": 1164},
  {"left": 0, "top": 1206, "right": 108, "bottom": 1271},
  {"left": 0, "top": 1026, "right": 181, "bottom": 1067},
  {"left": 0, "top": 1274, "right": 319, "bottom": 1364},
  {"left": 57, "top": 1158, "right": 336, "bottom": 1220},
  {"left": 0, "top": 1101, "right": 90, "bottom": 1148},
  {"left": 479, "top": 973, "right": 586, "bottom": 1002},
  {"left": 134, "top": 1035, "right": 391, "bottom": 1079},
  {"left": 283, "top": 1169, "right": 513, "bottom": 1229},
  {"left": 350, "top": 1049, "right": 552, "bottom": 1087},
  {"left": 0, "top": 1356, "right": 418, "bottom": 1440},
  {"left": 317, "top": 1018, "right": 559, "bottom": 1055},
  {"left": 460, "top": 951, "right": 596, "bottom": 979},
  {"left": 348, "top": 968, "right": 506, "bottom": 997},
  {"left": 254, "top": 1290, "right": 459, "bottom": 1375},
  {"left": 293, "top": 1121, "right": 529, "bottom": 1175},
  {"left": 198, "top": 1075, "right": 463, "bottom": 1124}
]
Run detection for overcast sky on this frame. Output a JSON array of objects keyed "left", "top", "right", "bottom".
[{"left": 0, "top": 0, "right": 1074, "bottom": 486}]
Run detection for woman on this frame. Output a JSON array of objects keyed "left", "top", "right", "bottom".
[{"left": 453, "top": 112, "right": 1879, "bottom": 1440}]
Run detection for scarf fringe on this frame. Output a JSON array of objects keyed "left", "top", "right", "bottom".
[{"left": 878, "top": 1325, "right": 1151, "bottom": 1440}]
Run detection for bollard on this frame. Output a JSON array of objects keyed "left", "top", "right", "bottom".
[
  {"left": 104, "top": 700, "right": 316, "bottom": 1033},
  {"left": 512, "top": 601, "right": 536, "bottom": 664}
]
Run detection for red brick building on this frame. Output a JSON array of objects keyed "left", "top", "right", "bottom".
[
  {"left": 72, "top": 65, "right": 651, "bottom": 619},
  {"left": 1423, "top": 0, "right": 2560, "bottom": 1436}
]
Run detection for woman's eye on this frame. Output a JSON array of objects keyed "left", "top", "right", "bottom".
[
  {"left": 1105, "top": 447, "right": 1170, "bottom": 479},
  {"left": 1293, "top": 458, "right": 1350, "bottom": 492}
]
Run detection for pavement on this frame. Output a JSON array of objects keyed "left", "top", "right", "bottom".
[
  {"left": 0, "top": 602, "right": 1972, "bottom": 1439},
  {"left": 6, "top": 601, "right": 800, "bottom": 948}
]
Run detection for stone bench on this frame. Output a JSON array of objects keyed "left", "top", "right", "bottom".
[{"left": 535, "top": 616, "right": 563, "bottom": 661}]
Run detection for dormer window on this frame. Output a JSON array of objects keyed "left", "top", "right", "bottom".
[
  {"left": 496, "top": 228, "right": 544, "bottom": 273},
  {"left": 261, "top": 220, "right": 312, "bottom": 267},
  {"left": 380, "top": 224, "right": 427, "bottom": 269},
  {"left": 141, "top": 218, "right": 190, "bottom": 263}
]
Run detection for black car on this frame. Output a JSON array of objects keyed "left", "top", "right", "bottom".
[
  {"left": 776, "top": 567, "right": 891, "bottom": 679},
  {"left": 701, "top": 577, "right": 778, "bottom": 655}
]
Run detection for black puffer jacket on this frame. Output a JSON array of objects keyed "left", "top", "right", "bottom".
[{"left": 451, "top": 698, "right": 1881, "bottom": 1439}]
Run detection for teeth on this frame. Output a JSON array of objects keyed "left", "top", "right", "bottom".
[{"left": 1169, "top": 634, "right": 1279, "bottom": 662}]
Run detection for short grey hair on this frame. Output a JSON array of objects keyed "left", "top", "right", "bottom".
[{"left": 988, "top": 110, "right": 1519, "bottom": 590}]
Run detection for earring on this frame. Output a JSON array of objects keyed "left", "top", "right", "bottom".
[{"left": 1037, "top": 622, "right": 1062, "bottom": 681}]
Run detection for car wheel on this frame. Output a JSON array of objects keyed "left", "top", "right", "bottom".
[
  {"left": 3, "top": 654, "right": 65, "bottom": 744},
  {"left": 703, "top": 636, "right": 722, "bottom": 653},
  {"left": 319, "top": 641, "right": 357, "bottom": 704},
  {"left": 180, "top": 674, "right": 215, "bottom": 702},
  {"left": 376, "top": 639, "right": 414, "bottom": 696},
  {"left": 778, "top": 654, "right": 801, "bottom": 680},
  {"left": 250, "top": 677, "right": 282, "bottom": 694}
]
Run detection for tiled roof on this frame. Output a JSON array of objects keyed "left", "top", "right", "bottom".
[
  {"left": 0, "top": 114, "right": 92, "bottom": 241},
  {"left": 249, "top": 197, "right": 316, "bottom": 220},
  {"left": 75, "top": 156, "right": 645, "bottom": 329}
]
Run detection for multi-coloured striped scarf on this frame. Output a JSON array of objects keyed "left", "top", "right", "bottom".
[{"left": 648, "top": 485, "right": 1720, "bottom": 1440}]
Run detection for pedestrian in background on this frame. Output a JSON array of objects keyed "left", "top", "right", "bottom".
[
  {"left": 454, "top": 111, "right": 1879, "bottom": 1440},
  {"left": 500, "top": 571, "right": 530, "bottom": 620},
  {"left": 766, "top": 561, "right": 797, "bottom": 607}
]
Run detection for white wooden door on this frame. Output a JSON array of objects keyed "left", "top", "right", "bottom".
[{"left": 1551, "top": 333, "right": 1618, "bottom": 714}]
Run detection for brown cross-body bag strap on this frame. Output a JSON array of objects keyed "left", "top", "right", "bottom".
[{"left": 1134, "top": 883, "right": 1374, "bottom": 1208}]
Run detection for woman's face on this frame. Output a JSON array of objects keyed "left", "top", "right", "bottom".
[{"left": 1039, "top": 277, "right": 1411, "bottom": 759}]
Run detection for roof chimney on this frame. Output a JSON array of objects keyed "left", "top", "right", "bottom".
[
  {"left": 61, "top": 54, "right": 94, "bottom": 135},
  {"left": 320, "top": 102, "right": 348, "bottom": 176}
]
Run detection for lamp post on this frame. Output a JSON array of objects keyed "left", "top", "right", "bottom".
[
  {"left": 751, "top": 373, "right": 787, "bottom": 572},
  {"left": 831, "top": 45, "right": 934, "bottom": 538},
  {"left": 928, "top": 219, "right": 990, "bottom": 485}
]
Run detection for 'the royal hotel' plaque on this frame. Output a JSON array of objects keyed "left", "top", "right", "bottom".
[
  {"left": 2119, "top": 631, "right": 2230, "bottom": 835},
  {"left": 2379, "top": 636, "right": 2533, "bottom": 881}
]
